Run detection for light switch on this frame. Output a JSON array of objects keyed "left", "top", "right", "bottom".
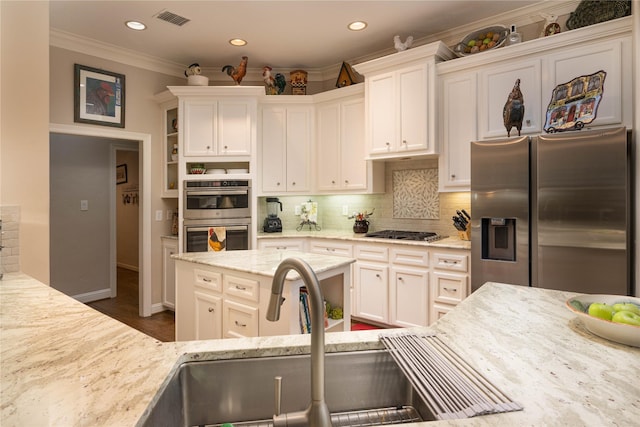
[
  {"left": 342, "top": 205, "right": 349, "bottom": 216},
  {"left": 155, "top": 210, "right": 163, "bottom": 221},
  {"left": 294, "top": 205, "right": 301, "bottom": 215},
  {"left": 80, "top": 200, "right": 89, "bottom": 211}
]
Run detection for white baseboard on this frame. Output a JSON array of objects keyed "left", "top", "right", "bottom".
[
  {"left": 74, "top": 288, "right": 111, "bottom": 303},
  {"left": 117, "top": 263, "right": 139, "bottom": 272},
  {"left": 151, "top": 302, "right": 168, "bottom": 314}
]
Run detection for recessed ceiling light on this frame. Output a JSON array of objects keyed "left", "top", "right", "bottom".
[
  {"left": 229, "top": 38, "right": 247, "bottom": 46},
  {"left": 125, "top": 20, "right": 147, "bottom": 31},
  {"left": 348, "top": 21, "right": 367, "bottom": 31}
]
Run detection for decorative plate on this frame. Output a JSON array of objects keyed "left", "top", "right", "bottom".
[
  {"left": 566, "top": 0, "right": 631, "bottom": 30},
  {"left": 543, "top": 70, "right": 606, "bottom": 133},
  {"left": 566, "top": 294, "right": 640, "bottom": 347},
  {"left": 452, "top": 25, "right": 509, "bottom": 57}
]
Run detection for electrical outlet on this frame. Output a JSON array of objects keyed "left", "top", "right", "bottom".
[
  {"left": 155, "top": 210, "right": 163, "bottom": 221},
  {"left": 166, "top": 210, "right": 173, "bottom": 220},
  {"left": 294, "top": 205, "right": 301, "bottom": 215},
  {"left": 80, "top": 200, "right": 89, "bottom": 211},
  {"left": 342, "top": 205, "right": 349, "bottom": 216}
]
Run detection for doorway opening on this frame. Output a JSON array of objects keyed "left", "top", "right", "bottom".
[{"left": 49, "top": 124, "right": 152, "bottom": 317}]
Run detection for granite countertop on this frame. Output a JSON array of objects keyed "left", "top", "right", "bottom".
[
  {"left": 2, "top": 274, "right": 638, "bottom": 426},
  {"left": 257, "top": 229, "right": 471, "bottom": 250},
  {"left": 172, "top": 249, "right": 356, "bottom": 280}
]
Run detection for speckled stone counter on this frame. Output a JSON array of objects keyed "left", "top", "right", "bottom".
[
  {"left": 257, "top": 229, "right": 471, "bottom": 250},
  {"left": 2, "top": 274, "right": 638, "bottom": 426},
  {"left": 172, "top": 249, "right": 356, "bottom": 279}
]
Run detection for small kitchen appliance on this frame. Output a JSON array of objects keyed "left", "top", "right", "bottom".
[{"left": 263, "top": 197, "right": 283, "bottom": 232}]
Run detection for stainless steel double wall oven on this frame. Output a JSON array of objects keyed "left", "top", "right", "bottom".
[{"left": 183, "top": 180, "right": 251, "bottom": 252}]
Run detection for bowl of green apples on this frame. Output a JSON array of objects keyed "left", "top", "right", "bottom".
[{"left": 566, "top": 294, "right": 640, "bottom": 347}]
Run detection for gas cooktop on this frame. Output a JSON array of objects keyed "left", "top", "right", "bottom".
[{"left": 364, "top": 230, "right": 447, "bottom": 242}]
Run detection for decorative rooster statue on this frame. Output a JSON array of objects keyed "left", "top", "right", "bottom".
[
  {"left": 221, "top": 56, "right": 248, "bottom": 85},
  {"left": 262, "top": 66, "right": 287, "bottom": 94},
  {"left": 503, "top": 78, "right": 525, "bottom": 137},
  {"left": 393, "top": 35, "right": 414, "bottom": 52}
]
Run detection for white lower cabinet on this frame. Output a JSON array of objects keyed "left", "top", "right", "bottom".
[
  {"left": 354, "top": 261, "right": 389, "bottom": 324},
  {"left": 223, "top": 299, "right": 259, "bottom": 338},
  {"left": 194, "top": 291, "right": 222, "bottom": 340},
  {"left": 389, "top": 247, "right": 430, "bottom": 328},
  {"left": 429, "top": 250, "right": 470, "bottom": 324},
  {"left": 161, "top": 237, "right": 178, "bottom": 310}
]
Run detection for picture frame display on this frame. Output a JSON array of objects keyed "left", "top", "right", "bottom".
[
  {"left": 74, "top": 64, "right": 125, "bottom": 128},
  {"left": 116, "top": 164, "right": 128, "bottom": 185}
]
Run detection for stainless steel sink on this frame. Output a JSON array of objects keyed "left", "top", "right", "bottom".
[{"left": 140, "top": 350, "right": 434, "bottom": 427}]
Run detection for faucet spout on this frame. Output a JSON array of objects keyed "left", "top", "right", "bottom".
[{"left": 267, "top": 257, "right": 332, "bottom": 427}]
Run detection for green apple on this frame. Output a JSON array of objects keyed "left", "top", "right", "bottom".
[
  {"left": 588, "top": 303, "right": 616, "bottom": 321},
  {"left": 611, "top": 310, "right": 640, "bottom": 327},
  {"left": 612, "top": 303, "right": 640, "bottom": 315}
]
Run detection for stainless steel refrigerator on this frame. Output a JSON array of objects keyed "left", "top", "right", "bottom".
[{"left": 470, "top": 126, "right": 632, "bottom": 295}]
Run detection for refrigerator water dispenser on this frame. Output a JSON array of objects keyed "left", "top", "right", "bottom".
[{"left": 482, "top": 218, "right": 516, "bottom": 262}]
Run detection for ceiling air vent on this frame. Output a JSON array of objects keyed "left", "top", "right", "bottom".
[{"left": 155, "top": 10, "right": 190, "bottom": 26}]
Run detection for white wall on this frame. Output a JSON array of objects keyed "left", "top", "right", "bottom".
[{"left": 0, "top": 1, "right": 50, "bottom": 283}]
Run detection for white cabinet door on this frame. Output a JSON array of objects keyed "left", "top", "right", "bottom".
[
  {"left": 261, "top": 105, "right": 311, "bottom": 193},
  {"left": 439, "top": 72, "right": 477, "bottom": 192},
  {"left": 218, "top": 100, "right": 252, "bottom": 155},
  {"left": 479, "top": 58, "right": 542, "bottom": 139},
  {"left": 340, "top": 98, "right": 367, "bottom": 190},
  {"left": 316, "top": 96, "right": 367, "bottom": 191},
  {"left": 354, "top": 261, "right": 388, "bottom": 323},
  {"left": 183, "top": 100, "right": 216, "bottom": 156},
  {"left": 285, "top": 108, "right": 312, "bottom": 192},
  {"left": 194, "top": 291, "right": 222, "bottom": 340},
  {"left": 398, "top": 64, "right": 428, "bottom": 152},
  {"left": 390, "top": 266, "right": 429, "bottom": 328},
  {"left": 316, "top": 102, "right": 341, "bottom": 189},
  {"left": 161, "top": 238, "right": 177, "bottom": 310},
  {"left": 368, "top": 72, "right": 396, "bottom": 154},
  {"left": 545, "top": 38, "right": 627, "bottom": 128}
]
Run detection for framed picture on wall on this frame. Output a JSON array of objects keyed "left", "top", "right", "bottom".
[
  {"left": 116, "top": 164, "right": 128, "bottom": 185},
  {"left": 74, "top": 64, "right": 125, "bottom": 128}
]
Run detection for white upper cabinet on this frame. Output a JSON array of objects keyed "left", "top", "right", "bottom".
[
  {"left": 478, "top": 58, "right": 542, "bottom": 139},
  {"left": 182, "top": 99, "right": 254, "bottom": 156},
  {"left": 315, "top": 85, "right": 383, "bottom": 193},
  {"left": 354, "top": 41, "right": 455, "bottom": 160},
  {"left": 438, "top": 72, "right": 477, "bottom": 192},
  {"left": 436, "top": 17, "right": 632, "bottom": 192},
  {"left": 260, "top": 102, "right": 313, "bottom": 194},
  {"left": 544, "top": 37, "right": 630, "bottom": 129}
]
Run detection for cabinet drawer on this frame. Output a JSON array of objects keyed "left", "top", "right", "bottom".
[
  {"left": 309, "top": 241, "right": 353, "bottom": 257},
  {"left": 355, "top": 244, "right": 389, "bottom": 262},
  {"left": 432, "top": 252, "right": 468, "bottom": 273},
  {"left": 194, "top": 269, "right": 222, "bottom": 293},
  {"left": 432, "top": 272, "right": 467, "bottom": 304},
  {"left": 258, "top": 239, "right": 306, "bottom": 251},
  {"left": 430, "top": 302, "right": 455, "bottom": 325},
  {"left": 223, "top": 300, "right": 259, "bottom": 338},
  {"left": 390, "top": 247, "right": 429, "bottom": 267},
  {"left": 224, "top": 275, "right": 260, "bottom": 303}
]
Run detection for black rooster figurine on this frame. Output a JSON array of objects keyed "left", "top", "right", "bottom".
[{"left": 503, "top": 78, "right": 525, "bottom": 137}]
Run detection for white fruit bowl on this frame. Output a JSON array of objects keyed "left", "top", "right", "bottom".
[{"left": 566, "top": 294, "right": 640, "bottom": 347}]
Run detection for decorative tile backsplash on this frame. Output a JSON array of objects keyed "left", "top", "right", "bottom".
[{"left": 392, "top": 169, "right": 439, "bottom": 219}]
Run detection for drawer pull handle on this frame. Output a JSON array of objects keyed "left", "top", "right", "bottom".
[
  {"left": 235, "top": 320, "right": 247, "bottom": 327},
  {"left": 202, "top": 277, "right": 212, "bottom": 282},
  {"left": 208, "top": 307, "right": 215, "bottom": 313},
  {"left": 443, "top": 287, "right": 457, "bottom": 292},
  {"left": 443, "top": 260, "right": 459, "bottom": 265},
  {"left": 235, "top": 285, "right": 247, "bottom": 291}
]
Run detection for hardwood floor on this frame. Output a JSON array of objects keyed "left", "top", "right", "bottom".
[{"left": 87, "top": 267, "right": 175, "bottom": 342}]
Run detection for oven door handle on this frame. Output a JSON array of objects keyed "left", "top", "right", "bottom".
[
  {"left": 186, "top": 190, "right": 247, "bottom": 196},
  {"left": 187, "top": 226, "right": 248, "bottom": 232}
]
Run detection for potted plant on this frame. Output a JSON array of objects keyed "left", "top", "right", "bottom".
[{"left": 348, "top": 209, "right": 374, "bottom": 233}]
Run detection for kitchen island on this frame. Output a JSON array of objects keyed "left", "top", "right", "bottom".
[
  {"left": 172, "top": 250, "right": 355, "bottom": 339},
  {"left": 1, "top": 273, "right": 638, "bottom": 426}
]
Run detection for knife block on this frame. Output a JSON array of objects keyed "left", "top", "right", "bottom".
[{"left": 458, "top": 229, "right": 471, "bottom": 241}]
